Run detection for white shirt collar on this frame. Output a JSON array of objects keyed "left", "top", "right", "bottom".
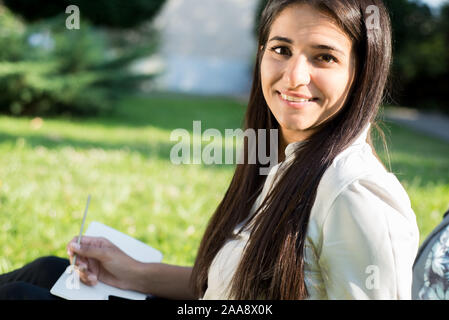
[{"left": 284, "top": 122, "right": 371, "bottom": 161}]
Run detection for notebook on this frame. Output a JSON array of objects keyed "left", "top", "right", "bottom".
[{"left": 50, "top": 221, "right": 163, "bottom": 300}]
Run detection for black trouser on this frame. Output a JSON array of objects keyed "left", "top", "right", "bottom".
[
  {"left": 0, "top": 256, "right": 69, "bottom": 300},
  {"left": 0, "top": 256, "right": 164, "bottom": 300}
]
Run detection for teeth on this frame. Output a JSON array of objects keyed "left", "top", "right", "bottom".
[{"left": 281, "top": 93, "right": 313, "bottom": 102}]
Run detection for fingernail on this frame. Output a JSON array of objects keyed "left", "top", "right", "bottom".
[
  {"left": 88, "top": 274, "right": 97, "bottom": 282},
  {"left": 71, "top": 243, "right": 80, "bottom": 250}
]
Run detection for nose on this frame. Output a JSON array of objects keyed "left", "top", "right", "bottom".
[{"left": 285, "top": 55, "right": 311, "bottom": 88}]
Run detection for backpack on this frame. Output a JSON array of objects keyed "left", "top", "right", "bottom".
[{"left": 412, "top": 207, "right": 449, "bottom": 300}]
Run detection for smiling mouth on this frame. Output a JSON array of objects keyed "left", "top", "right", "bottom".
[{"left": 277, "top": 91, "right": 319, "bottom": 103}]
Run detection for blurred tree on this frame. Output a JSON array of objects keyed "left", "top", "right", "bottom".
[
  {"left": 383, "top": 0, "right": 448, "bottom": 111},
  {"left": 441, "top": 3, "right": 449, "bottom": 34},
  {"left": 3, "top": 0, "right": 166, "bottom": 29},
  {"left": 0, "top": 6, "right": 161, "bottom": 116}
]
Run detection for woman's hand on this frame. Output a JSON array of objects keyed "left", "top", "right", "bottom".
[{"left": 66, "top": 236, "right": 143, "bottom": 291}]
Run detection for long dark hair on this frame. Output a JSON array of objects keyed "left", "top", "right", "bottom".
[{"left": 190, "top": 0, "right": 392, "bottom": 299}]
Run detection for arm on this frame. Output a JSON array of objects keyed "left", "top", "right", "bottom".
[
  {"left": 131, "top": 262, "right": 196, "bottom": 300},
  {"left": 318, "top": 175, "right": 419, "bottom": 299},
  {"left": 68, "top": 237, "right": 197, "bottom": 300}
]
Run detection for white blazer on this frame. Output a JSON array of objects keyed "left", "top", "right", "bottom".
[{"left": 202, "top": 123, "right": 420, "bottom": 300}]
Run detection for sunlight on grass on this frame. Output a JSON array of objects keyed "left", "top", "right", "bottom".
[
  {"left": 0, "top": 94, "right": 448, "bottom": 274},
  {"left": 0, "top": 94, "right": 244, "bottom": 273},
  {"left": 375, "top": 120, "right": 449, "bottom": 243}
]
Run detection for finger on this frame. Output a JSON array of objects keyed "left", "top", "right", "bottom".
[
  {"left": 87, "top": 273, "right": 98, "bottom": 285},
  {"left": 68, "top": 236, "right": 111, "bottom": 260},
  {"left": 68, "top": 247, "right": 98, "bottom": 279},
  {"left": 73, "top": 259, "right": 95, "bottom": 284},
  {"left": 78, "top": 256, "right": 99, "bottom": 280},
  {"left": 87, "top": 257, "right": 100, "bottom": 278},
  {"left": 76, "top": 256, "right": 89, "bottom": 269},
  {"left": 67, "top": 236, "right": 79, "bottom": 252},
  {"left": 67, "top": 236, "right": 82, "bottom": 260},
  {"left": 67, "top": 252, "right": 88, "bottom": 272},
  {"left": 77, "top": 269, "right": 97, "bottom": 286}
]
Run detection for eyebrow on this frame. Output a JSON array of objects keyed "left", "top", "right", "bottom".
[
  {"left": 268, "top": 36, "right": 346, "bottom": 56},
  {"left": 268, "top": 36, "right": 293, "bottom": 44}
]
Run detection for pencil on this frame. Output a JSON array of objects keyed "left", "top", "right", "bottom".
[{"left": 72, "top": 194, "right": 91, "bottom": 268}]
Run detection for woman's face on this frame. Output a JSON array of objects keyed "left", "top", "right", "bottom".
[{"left": 261, "top": 4, "right": 356, "bottom": 145}]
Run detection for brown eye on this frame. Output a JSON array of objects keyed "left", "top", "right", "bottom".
[
  {"left": 271, "top": 46, "right": 290, "bottom": 56},
  {"left": 317, "top": 54, "right": 338, "bottom": 64}
]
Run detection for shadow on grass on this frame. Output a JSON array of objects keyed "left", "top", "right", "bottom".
[
  {"left": 0, "top": 130, "right": 239, "bottom": 172},
  {"left": 2, "top": 94, "right": 448, "bottom": 186},
  {"left": 0, "top": 93, "right": 251, "bottom": 172},
  {"left": 52, "top": 92, "right": 248, "bottom": 133}
]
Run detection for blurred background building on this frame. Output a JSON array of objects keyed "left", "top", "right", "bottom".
[{"left": 144, "top": 0, "right": 259, "bottom": 97}]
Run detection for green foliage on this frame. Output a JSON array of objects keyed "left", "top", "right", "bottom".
[
  {"left": 383, "top": 2, "right": 447, "bottom": 74},
  {"left": 383, "top": 0, "right": 449, "bottom": 112},
  {"left": 3, "top": 0, "right": 167, "bottom": 29},
  {"left": 0, "top": 6, "right": 26, "bottom": 61},
  {"left": 0, "top": 7, "right": 160, "bottom": 116}
]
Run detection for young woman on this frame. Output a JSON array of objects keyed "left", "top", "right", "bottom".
[{"left": 0, "top": 0, "right": 419, "bottom": 300}]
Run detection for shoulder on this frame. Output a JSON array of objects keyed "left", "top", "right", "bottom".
[
  {"left": 311, "top": 142, "right": 396, "bottom": 216},
  {"left": 304, "top": 142, "right": 420, "bottom": 299},
  {"left": 307, "top": 142, "right": 418, "bottom": 248}
]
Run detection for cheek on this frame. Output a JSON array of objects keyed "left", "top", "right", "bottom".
[
  {"left": 261, "top": 57, "right": 282, "bottom": 92},
  {"left": 260, "top": 63, "right": 270, "bottom": 95},
  {"left": 314, "top": 69, "right": 353, "bottom": 105}
]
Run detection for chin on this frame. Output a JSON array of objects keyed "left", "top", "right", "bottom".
[
  {"left": 280, "top": 119, "right": 316, "bottom": 136},
  {"left": 282, "top": 119, "right": 311, "bottom": 131}
]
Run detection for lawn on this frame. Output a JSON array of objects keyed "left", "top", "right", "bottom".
[{"left": 0, "top": 93, "right": 448, "bottom": 274}]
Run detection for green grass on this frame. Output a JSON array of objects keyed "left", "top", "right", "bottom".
[
  {"left": 373, "top": 119, "right": 449, "bottom": 243},
  {"left": 0, "top": 94, "right": 448, "bottom": 274}
]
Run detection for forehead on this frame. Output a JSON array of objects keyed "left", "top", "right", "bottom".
[{"left": 269, "top": 4, "right": 352, "bottom": 50}]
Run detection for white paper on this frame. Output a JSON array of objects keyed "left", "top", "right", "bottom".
[{"left": 50, "top": 221, "right": 163, "bottom": 300}]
